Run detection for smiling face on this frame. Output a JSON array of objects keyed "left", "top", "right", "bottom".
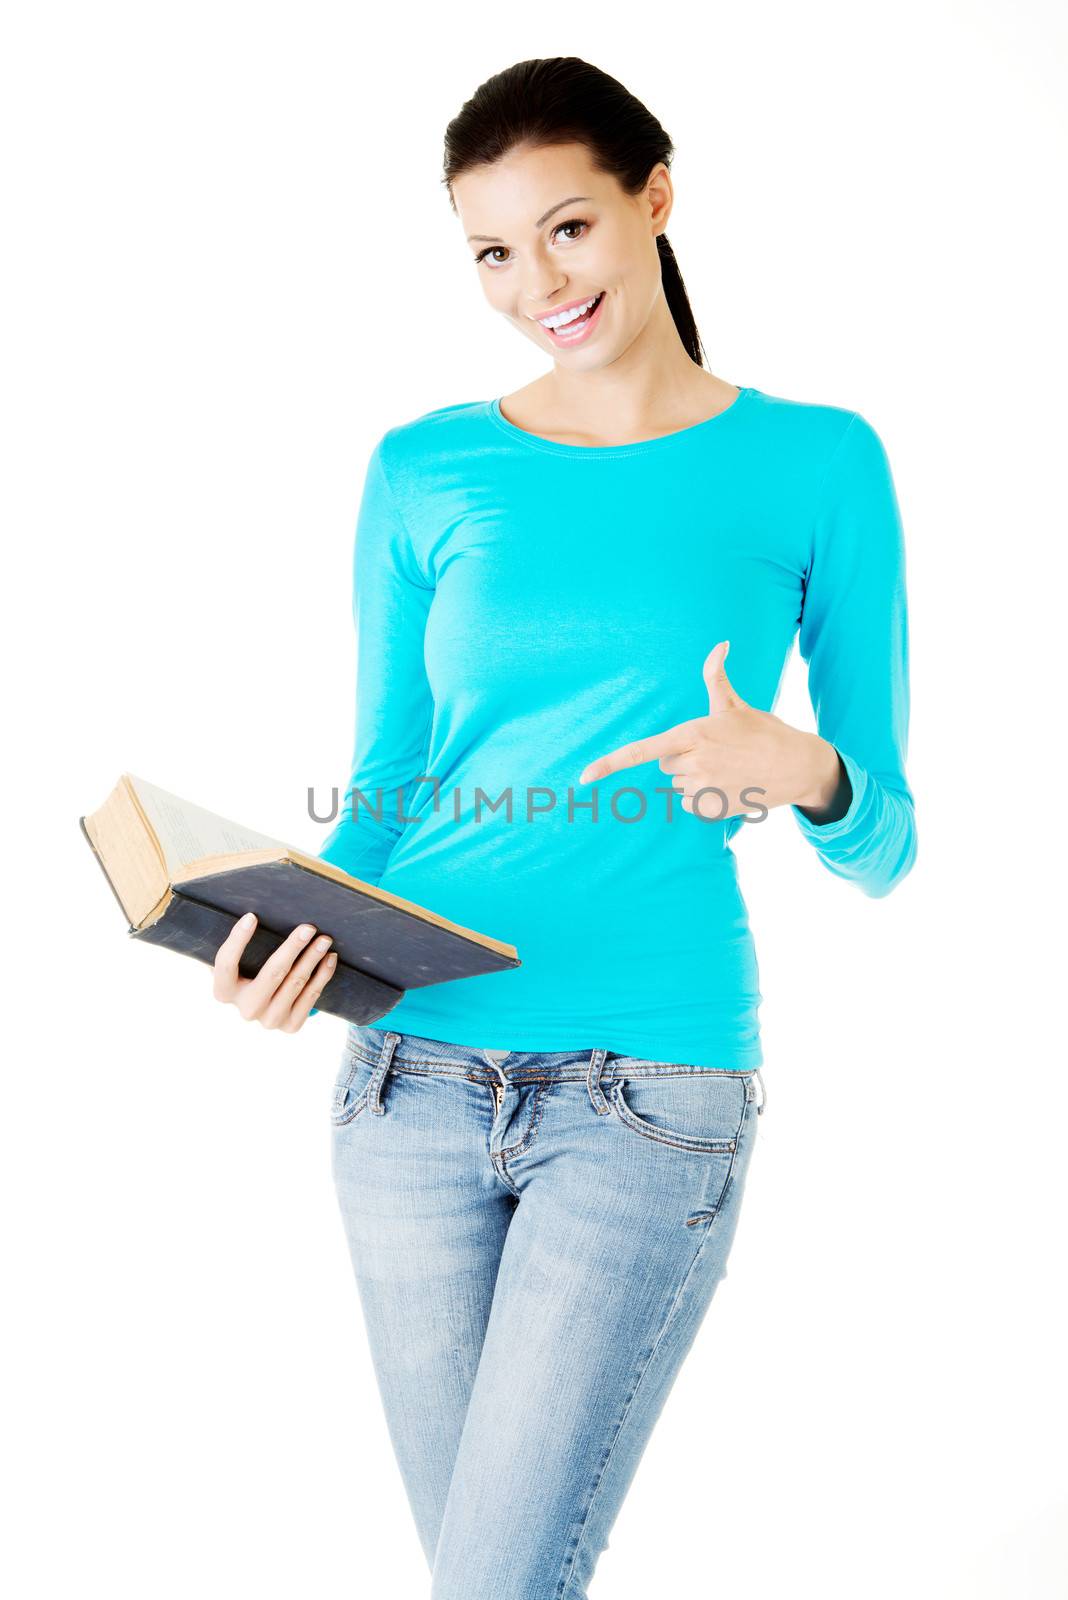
[{"left": 452, "top": 140, "right": 673, "bottom": 368}]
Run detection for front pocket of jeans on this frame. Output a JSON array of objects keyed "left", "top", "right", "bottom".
[
  {"left": 330, "top": 1052, "right": 375, "bottom": 1127},
  {"left": 608, "top": 1073, "right": 746, "bottom": 1154}
]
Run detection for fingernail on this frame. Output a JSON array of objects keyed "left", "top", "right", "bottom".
[{"left": 299, "top": 924, "right": 315, "bottom": 939}]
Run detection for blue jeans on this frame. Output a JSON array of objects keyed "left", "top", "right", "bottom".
[{"left": 330, "top": 1024, "right": 766, "bottom": 1599}]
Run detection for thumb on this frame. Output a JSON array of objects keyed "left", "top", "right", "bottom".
[{"left": 703, "top": 640, "right": 741, "bottom": 715}]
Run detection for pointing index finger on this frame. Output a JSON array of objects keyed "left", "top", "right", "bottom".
[{"left": 580, "top": 725, "right": 694, "bottom": 784}]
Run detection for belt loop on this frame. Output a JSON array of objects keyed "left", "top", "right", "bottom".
[
  {"left": 754, "top": 1068, "right": 767, "bottom": 1116},
  {"left": 368, "top": 1030, "right": 401, "bottom": 1116},
  {"left": 586, "top": 1048, "right": 611, "bottom": 1115}
]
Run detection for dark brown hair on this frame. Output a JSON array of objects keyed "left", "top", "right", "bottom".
[{"left": 442, "top": 57, "right": 708, "bottom": 368}]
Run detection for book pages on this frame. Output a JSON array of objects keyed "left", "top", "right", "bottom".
[{"left": 129, "top": 774, "right": 284, "bottom": 876}]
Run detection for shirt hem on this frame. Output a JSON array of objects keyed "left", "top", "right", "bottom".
[{"left": 357, "top": 1011, "right": 764, "bottom": 1072}]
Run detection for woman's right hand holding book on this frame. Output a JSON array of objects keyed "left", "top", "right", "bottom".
[{"left": 212, "top": 913, "right": 337, "bottom": 1031}]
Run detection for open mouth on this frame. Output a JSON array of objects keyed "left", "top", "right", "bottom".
[{"left": 543, "top": 291, "right": 606, "bottom": 341}]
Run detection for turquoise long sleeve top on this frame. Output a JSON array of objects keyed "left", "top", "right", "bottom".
[{"left": 316, "top": 385, "right": 916, "bottom": 1068}]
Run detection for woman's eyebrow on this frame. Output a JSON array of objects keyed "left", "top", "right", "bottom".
[{"left": 467, "top": 196, "right": 592, "bottom": 244}]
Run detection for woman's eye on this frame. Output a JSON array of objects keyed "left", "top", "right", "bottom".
[
  {"left": 474, "top": 246, "right": 510, "bottom": 268},
  {"left": 554, "top": 218, "right": 589, "bottom": 243}
]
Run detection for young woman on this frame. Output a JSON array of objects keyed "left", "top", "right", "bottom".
[{"left": 213, "top": 56, "right": 916, "bottom": 1599}]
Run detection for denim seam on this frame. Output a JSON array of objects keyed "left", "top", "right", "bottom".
[
  {"left": 552, "top": 1193, "right": 731, "bottom": 1598},
  {"left": 608, "top": 1080, "right": 743, "bottom": 1155},
  {"left": 700, "top": 1095, "right": 752, "bottom": 1226},
  {"left": 344, "top": 1048, "right": 478, "bottom": 1077},
  {"left": 498, "top": 1082, "right": 553, "bottom": 1160},
  {"left": 344, "top": 1044, "right": 753, "bottom": 1082},
  {"left": 330, "top": 1089, "right": 370, "bottom": 1128}
]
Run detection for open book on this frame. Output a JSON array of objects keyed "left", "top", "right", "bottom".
[{"left": 79, "top": 773, "right": 521, "bottom": 1024}]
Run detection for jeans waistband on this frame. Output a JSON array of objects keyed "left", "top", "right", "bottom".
[{"left": 346, "top": 1024, "right": 765, "bottom": 1110}]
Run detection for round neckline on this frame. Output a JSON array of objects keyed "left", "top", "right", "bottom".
[{"left": 486, "top": 386, "right": 756, "bottom": 458}]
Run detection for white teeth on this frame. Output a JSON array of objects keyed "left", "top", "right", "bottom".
[{"left": 538, "top": 294, "right": 600, "bottom": 330}]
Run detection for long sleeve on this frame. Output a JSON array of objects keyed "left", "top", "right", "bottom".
[
  {"left": 317, "top": 435, "right": 436, "bottom": 888},
  {"left": 790, "top": 412, "right": 917, "bottom": 897}
]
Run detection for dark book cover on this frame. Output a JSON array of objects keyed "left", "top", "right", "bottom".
[{"left": 79, "top": 814, "right": 521, "bottom": 1025}]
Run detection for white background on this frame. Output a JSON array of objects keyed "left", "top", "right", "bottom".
[{"left": 4, "top": 2, "right": 1066, "bottom": 1595}]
